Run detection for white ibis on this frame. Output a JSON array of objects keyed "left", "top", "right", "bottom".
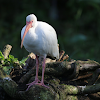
[{"left": 21, "top": 14, "right": 59, "bottom": 90}]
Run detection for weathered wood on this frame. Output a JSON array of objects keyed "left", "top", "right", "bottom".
[
  {"left": 19, "top": 59, "right": 100, "bottom": 84},
  {"left": 3, "top": 44, "right": 12, "bottom": 59}
]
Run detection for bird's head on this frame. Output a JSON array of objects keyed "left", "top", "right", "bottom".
[
  {"left": 26, "top": 14, "right": 37, "bottom": 27},
  {"left": 21, "top": 14, "right": 37, "bottom": 48}
]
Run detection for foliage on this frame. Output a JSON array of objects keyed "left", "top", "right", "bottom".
[{"left": 0, "top": 51, "right": 27, "bottom": 75}]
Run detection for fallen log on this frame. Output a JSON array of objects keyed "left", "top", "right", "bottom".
[
  {"left": 1, "top": 75, "right": 100, "bottom": 100},
  {"left": 19, "top": 59, "right": 100, "bottom": 83}
]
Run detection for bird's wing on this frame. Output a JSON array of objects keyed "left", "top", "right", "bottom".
[{"left": 36, "top": 21, "right": 59, "bottom": 59}]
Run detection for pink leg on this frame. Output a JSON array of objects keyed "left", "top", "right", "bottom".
[
  {"left": 35, "top": 55, "right": 40, "bottom": 82},
  {"left": 26, "top": 55, "right": 41, "bottom": 91},
  {"left": 35, "top": 56, "right": 49, "bottom": 88}
]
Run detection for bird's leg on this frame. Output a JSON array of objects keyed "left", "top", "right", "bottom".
[
  {"left": 41, "top": 58, "right": 46, "bottom": 84},
  {"left": 34, "top": 55, "right": 41, "bottom": 82},
  {"left": 26, "top": 55, "right": 40, "bottom": 91},
  {"left": 35, "top": 56, "right": 49, "bottom": 88}
]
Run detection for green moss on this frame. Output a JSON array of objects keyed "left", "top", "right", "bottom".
[
  {"left": 63, "top": 85, "right": 79, "bottom": 95},
  {"left": 40, "top": 90, "right": 54, "bottom": 100},
  {"left": 66, "top": 95, "right": 78, "bottom": 100},
  {"left": 49, "top": 78, "right": 60, "bottom": 86}
]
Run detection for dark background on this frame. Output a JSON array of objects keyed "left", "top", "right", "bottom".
[{"left": 0, "top": 0, "right": 100, "bottom": 62}]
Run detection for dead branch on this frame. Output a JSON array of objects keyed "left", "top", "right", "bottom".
[{"left": 3, "top": 44, "right": 12, "bottom": 59}]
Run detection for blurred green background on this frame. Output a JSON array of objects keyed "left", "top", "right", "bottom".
[{"left": 0, "top": 0, "right": 100, "bottom": 62}]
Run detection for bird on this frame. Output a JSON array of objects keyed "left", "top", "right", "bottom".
[{"left": 21, "top": 14, "right": 59, "bottom": 90}]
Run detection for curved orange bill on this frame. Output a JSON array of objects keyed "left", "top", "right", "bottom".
[{"left": 21, "top": 21, "right": 32, "bottom": 48}]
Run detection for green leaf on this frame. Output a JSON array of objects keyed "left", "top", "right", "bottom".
[
  {"left": 0, "top": 51, "right": 4, "bottom": 61},
  {"left": 4, "top": 59, "right": 10, "bottom": 65},
  {"left": 3, "top": 66, "right": 12, "bottom": 75},
  {"left": 9, "top": 54, "right": 14, "bottom": 59},
  {"left": 8, "top": 54, "right": 18, "bottom": 64},
  {"left": 13, "top": 58, "right": 18, "bottom": 62},
  {"left": 19, "top": 57, "right": 28, "bottom": 65}
]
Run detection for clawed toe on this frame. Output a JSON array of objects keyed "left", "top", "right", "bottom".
[
  {"left": 35, "top": 83, "right": 49, "bottom": 88},
  {"left": 26, "top": 81, "right": 49, "bottom": 91},
  {"left": 26, "top": 79, "right": 41, "bottom": 91}
]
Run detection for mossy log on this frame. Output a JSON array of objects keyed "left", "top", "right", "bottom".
[
  {"left": 1, "top": 44, "right": 100, "bottom": 100},
  {"left": 19, "top": 59, "right": 100, "bottom": 83},
  {"left": 1, "top": 75, "right": 100, "bottom": 100}
]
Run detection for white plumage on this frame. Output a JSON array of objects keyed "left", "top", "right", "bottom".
[
  {"left": 21, "top": 14, "right": 59, "bottom": 90},
  {"left": 21, "top": 21, "right": 59, "bottom": 59}
]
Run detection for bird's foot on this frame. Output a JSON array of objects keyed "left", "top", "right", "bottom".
[
  {"left": 35, "top": 82, "right": 49, "bottom": 88},
  {"left": 26, "top": 79, "right": 41, "bottom": 91}
]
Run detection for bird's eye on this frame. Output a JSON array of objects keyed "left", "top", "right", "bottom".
[{"left": 32, "top": 21, "right": 33, "bottom": 22}]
